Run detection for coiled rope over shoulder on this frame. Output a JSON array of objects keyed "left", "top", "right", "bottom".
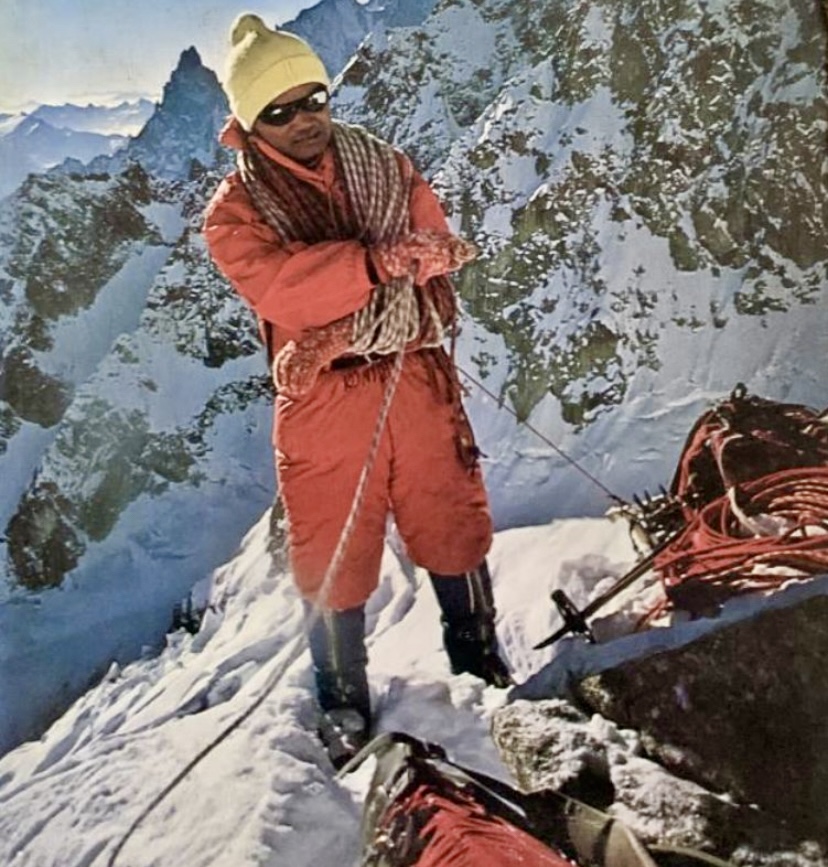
[{"left": 239, "top": 122, "right": 449, "bottom": 360}]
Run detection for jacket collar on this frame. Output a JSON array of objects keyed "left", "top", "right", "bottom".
[{"left": 249, "top": 134, "right": 336, "bottom": 191}]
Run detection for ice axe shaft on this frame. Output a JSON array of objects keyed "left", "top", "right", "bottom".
[{"left": 533, "top": 530, "right": 682, "bottom": 650}]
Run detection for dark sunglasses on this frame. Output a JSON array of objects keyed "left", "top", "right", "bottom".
[{"left": 257, "top": 86, "right": 330, "bottom": 127}]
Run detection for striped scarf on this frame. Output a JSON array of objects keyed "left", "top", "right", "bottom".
[{"left": 238, "top": 122, "right": 452, "bottom": 354}]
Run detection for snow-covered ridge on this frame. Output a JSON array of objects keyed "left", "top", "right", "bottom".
[
  {"left": 1, "top": 0, "right": 827, "bottom": 774},
  {"left": 3, "top": 504, "right": 824, "bottom": 864},
  {"left": 0, "top": 512, "right": 640, "bottom": 866}
]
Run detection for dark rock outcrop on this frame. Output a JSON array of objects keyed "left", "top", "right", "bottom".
[
  {"left": 493, "top": 695, "right": 826, "bottom": 865},
  {"left": 573, "top": 592, "right": 828, "bottom": 841}
]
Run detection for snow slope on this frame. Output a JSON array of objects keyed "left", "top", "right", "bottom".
[
  {"left": 0, "top": 512, "right": 638, "bottom": 866},
  {"left": 3, "top": 503, "right": 826, "bottom": 866}
]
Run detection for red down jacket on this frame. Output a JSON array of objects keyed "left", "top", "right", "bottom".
[{"left": 203, "top": 132, "right": 492, "bottom": 609}]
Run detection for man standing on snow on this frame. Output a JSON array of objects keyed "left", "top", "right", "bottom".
[{"left": 204, "top": 13, "right": 510, "bottom": 767}]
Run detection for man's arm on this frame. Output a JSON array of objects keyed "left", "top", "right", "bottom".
[
  {"left": 408, "top": 168, "right": 451, "bottom": 235},
  {"left": 203, "top": 172, "right": 376, "bottom": 332}
]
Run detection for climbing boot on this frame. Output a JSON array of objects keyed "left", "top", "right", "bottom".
[
  {"left": 429, "top": 563, "right": 513, "bottom": 688},
  {"left": 304, "top": 602, "right": 371, "bottom": 769}
]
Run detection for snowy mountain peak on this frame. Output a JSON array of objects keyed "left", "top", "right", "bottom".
[
  {"left": 116, "top": 48, "right": 228, "bottom": 180},
  {"left": 158, "top": 46, "right": 216, "bottom": 110},
  {"left": 285, "top": 0, "right": 439, "bottom": 76},
  {"left": 176, "top": 45, "right": 203, "bottom": 71}
]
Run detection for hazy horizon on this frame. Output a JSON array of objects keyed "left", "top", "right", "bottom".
[{"left": 0, "top": 1, "right": 321, "bottom": 113}]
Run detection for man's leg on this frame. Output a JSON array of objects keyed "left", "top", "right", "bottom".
[
  {"left": 304, "top": 601, "right": 371, "bottom": 769},
  {"left": 387, "top": 356, "right": 510, "bottom": 686},
  {"left": 428, "top": 562, "right": 512, "bottom": 688},
  {"left": 388, "top": 358, "right": 493, "bottom": 577},
  {"left": 275, "top": 370, "right": 393, "bottom": 765},
  {"left": 275, "top": 370, "right": 392, "bottom": 608}
]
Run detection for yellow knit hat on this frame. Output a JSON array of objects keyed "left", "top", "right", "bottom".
[{"left": 222, "top": 13, "right": 330, "bottom": 131}]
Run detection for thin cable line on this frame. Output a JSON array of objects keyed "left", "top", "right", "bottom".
[{"left": 458, "top": 366, "right": 624, "bottom": 505}]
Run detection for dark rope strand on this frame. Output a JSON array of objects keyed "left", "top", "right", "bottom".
[{"left": 458, "top": 366, "right": 624, "bottom": 505}]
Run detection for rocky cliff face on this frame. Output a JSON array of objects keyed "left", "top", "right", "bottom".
[
  {"left": 0, "top": 49, "right": 266, "bottom": 598},
  {"left": 1, "top": 167, "right": 270, "bottom": 591},
  {"left": 575, "top": 593, "right": 828, "bottom": 841},
  {"left": 493, "top": 693, "right": 823, "bottom": 865},
  {"left": 442, "top": 0, "right": 827, "bottom": 407},
  {"left": 492, "top": 587, "right": 828, "bottom": 863},
  {"left": 336, "top": 0, "right": 828, "bottom": 518},
  {"left": 0, "top": 163, "right": 160, "bottom": 432}
]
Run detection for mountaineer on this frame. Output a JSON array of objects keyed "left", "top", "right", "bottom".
[{"left": 203, "top": 13, "right": 511, "bottom": 767}]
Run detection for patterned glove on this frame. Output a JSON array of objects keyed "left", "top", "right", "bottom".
[
  {"left": 373, "top": 230, "right": 478, "bottom": 284},
  {"left": 273, "top": 317, "right": 353, "bottom": 398}
]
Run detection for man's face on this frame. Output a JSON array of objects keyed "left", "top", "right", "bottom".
[{"left": 253, "top": 82, "right": 332, "bottom": 165}]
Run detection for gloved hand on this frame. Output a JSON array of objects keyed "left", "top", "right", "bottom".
[
  {"left": 273, "top": 317, "right": 353, "bottom": 398},
  {"left": 373, "top": 230, "right": 478, "bottom": 284}
]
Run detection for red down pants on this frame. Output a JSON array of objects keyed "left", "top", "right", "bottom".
[{"left": 274, "top": 351, "right": 493, "bottom": 610}]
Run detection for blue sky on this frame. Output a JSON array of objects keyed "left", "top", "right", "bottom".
[{"left": 0, "top": 1, "right": 319, "bottom": 111}]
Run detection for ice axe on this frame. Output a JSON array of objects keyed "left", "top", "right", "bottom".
[{"left": 533, "top": 530, "right": 683, "bottom": 650}]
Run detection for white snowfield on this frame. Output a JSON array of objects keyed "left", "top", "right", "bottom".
[
  {"left": 0, "top": 512, "right": 640, "bottom": 867},
  {"left": 3, "top": 502, "right": 828, "bottom": 866}
]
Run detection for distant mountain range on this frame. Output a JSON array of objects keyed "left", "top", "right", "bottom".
[
  {"left": 29, "top": 100, "right": 156, "bottom": 136},
  {"left": 0, "top": 99, "right": 155, "bottom": 199}
]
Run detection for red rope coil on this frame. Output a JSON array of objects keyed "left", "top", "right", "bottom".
[{"left": 647, "top": 466, "right": 828, "bottom": 621}]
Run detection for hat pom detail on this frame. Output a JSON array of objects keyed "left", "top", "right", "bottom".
[{"left": 230, "top": 13, "right": 268, "bottom": 46}]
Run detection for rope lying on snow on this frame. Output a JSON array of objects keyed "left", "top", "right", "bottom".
[{"left": 645, "top": 466, "right": 828, "bottom": 622}]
